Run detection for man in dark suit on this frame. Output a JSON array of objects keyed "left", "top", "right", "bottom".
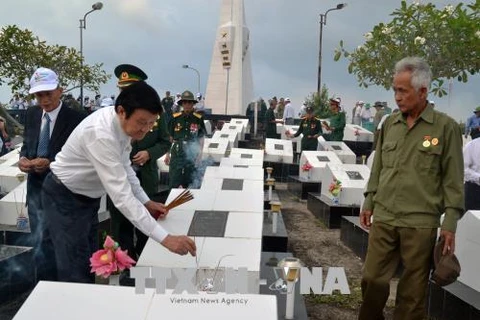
[{"left": 18, "top": 67, "right": 85, "bottom": 280}]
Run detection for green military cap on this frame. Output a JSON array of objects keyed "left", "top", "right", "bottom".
[
  {"left": 178, "top": 90, "right": 198, "bottom": 105},
  {"left": 114, "top": 64, "right": 148, "bottom": 88},
  {"left": 474, "top": 106, "right": 480, "bottom": 113}
]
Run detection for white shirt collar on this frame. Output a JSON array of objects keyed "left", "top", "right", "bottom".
[{"left": 43, "top": 101, "right": 63, "bottom": 123}]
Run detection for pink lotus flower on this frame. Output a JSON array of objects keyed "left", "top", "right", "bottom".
[
  {"left": 301, "top": 161, "right": 313, "bottom": 172},
  {"left": 89, "top": 235, "right": 136, "bottom": 278}
]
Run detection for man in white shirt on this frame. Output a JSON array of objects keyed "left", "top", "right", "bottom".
[
  {"left": 41, "top": 81, "right": 196, "bottom": 283},
  {"left": 282, "top": 98, "right": 295, "bottom": 125},
  {"left": 352, "top": 101, "right": 363, "bottom": 125},
  {"left": 464, "top": 137, "right": 480, "bottom": 211}
]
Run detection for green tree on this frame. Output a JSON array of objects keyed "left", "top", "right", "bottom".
[
  {"left": 305, "top": 85, "right": 332, "bottom": 118},
  {"left": 0, "top": 25, "right": 110, "bottom": 97},
  {"left": 335, "top": 1, "right": 480, "bottom": 97}
]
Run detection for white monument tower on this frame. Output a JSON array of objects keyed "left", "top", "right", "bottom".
[{"left": 204, "top": 0, "right": 254, "bottom": 115}]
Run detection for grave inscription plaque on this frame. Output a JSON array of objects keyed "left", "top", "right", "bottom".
[
  {"left": 221, "top": 178, "right": 244, "bottom": 191},
  {"left": 187, "top": 211, "right": 229, "bottom": 237}
]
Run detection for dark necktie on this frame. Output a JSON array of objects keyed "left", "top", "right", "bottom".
[{"left": 37, "top": 113, "right": 51, "bottom": 157}]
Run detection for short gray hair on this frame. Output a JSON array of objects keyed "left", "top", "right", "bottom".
[{"left": 394, "top": 57, "right": 432, "bottom": 91}]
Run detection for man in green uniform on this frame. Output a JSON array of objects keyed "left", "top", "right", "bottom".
[
  {"left": 161, "top": 91, "right": 174, "bottom": 125},
  {"left": 322, "top": 98, "right": 346, "bottom": 141},
  {"left": 358, "top": 57, "right": 464, "bottom": 320},
  {"left": 109, "top": 64, "right": 171, "bottom": 259},
  {"left": 288, "top": 106, "right": 322, "bottom": 151},
  {"left": 165, "top": 90, "right": 207, "bottom": 188},
  {"left": 265, "top": 99, "right": 282, "bottom": 139}
]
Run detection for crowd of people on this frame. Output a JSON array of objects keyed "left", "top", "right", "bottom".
[{"left": 4, "top": 56, "right": 480, "bottom": 320}]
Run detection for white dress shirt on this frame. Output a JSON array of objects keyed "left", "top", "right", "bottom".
[
  {"left": 283, "top": 103, "right": 295, "bottom": 120},
  {"left": 41, "top": 101, "right": 63, "bottom": 137},
  {"left": 51, "top": 106, "right": 168, "bottom": 243},
  {"left": 464, "top": 138, "right": 480, "bottom": 185}
]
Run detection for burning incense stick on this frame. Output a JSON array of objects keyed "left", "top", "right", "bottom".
[{"left": 165, "top": 189, "right": 194, "bottom": 211}]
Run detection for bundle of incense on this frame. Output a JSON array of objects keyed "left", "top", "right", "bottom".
[{"left": 165, "top": 189, "right": 194, "bottom": 211}]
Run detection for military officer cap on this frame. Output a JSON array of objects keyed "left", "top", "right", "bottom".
[
  {"left": 178, "top": 90, "right": 198, "bottom": 105},
  {"left": 114, "top": 64, "right": 148, "bottom": 88},
  {"left": 474, "top": 106, "right": 480, "bottom": 113}
]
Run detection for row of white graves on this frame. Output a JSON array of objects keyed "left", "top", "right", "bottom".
[{"left": 138, "top": 146, "right": 266, "bottom": 295}]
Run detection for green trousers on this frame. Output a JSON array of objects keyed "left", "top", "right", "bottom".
[{"left": 358, "top": 222, "right": 436, "bottom": 320}]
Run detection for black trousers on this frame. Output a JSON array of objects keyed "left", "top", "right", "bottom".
[
  {"left": 41, "top": 172, "right": 100, "bottom": 283},
  {"left": 465, "top": 181, "right": 480, "bottom": 211}
]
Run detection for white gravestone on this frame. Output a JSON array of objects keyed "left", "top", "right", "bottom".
[
  {"left": 219, "top": 156, "right": 263, "bottom": 167},
  {"left": 343, "top": 124, "right": 374, "bottom": 142},
  {"left": 317, "top": 140, "right": 356, "bottom": 164},
  {"left": 230, "top": 118, "right": 249, "bottom": 135},
  {"left": 157, "top": 154, "right": 170, "bottom": 173},
  {"left": 202, "top": 138, "right": 229, "bottom": 162},
  {"left": 229, "top": 148, "right": 264, "bottom": 163},
  {"left": 13, "top": 281, "right": 155, "bottom": 320},
  {"left": 0, "top": 181, "right": 26, "bottom": 226},
  {"left": 222, "top": 122, "right": 245, "bottom": 140},
  {"left": 455, "top": 210, "right": 480, "bottom": 292},
  {"left": 264, "top": 138, "right": 294, "bottom": 164},
  {"left": 0, "top": 155, "right": 26, "bottom": 193},
  {"left": 275, "top": 123, "right": 284, "bottom": 135},
  {"left": 203, "top": 166, "right": 264, "bottom": 181},
  {"left": 213, "top": 130, "right": 239, "bottom": 149},
  {"left": 320, "top": 164, "right": 370, "bottom": 206},
  {"left": 298, "top": 151, "right": 343, "bottom": 181},
  {"left": 281, "top": 125, "right": 302, "bottom": 153}
]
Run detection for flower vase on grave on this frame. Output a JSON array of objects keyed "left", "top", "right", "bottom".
[{"left": 109, "top": 274, "right": 121, "bottom": 286}]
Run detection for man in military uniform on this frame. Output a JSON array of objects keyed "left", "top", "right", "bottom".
[
  {"left": 109, "top": 64, "right": 171, "bottom": 259},
  {"left": 288, "top": 106, "right": 322, "bottom": 151},
  {"left": 165, "top": 90, "right": 207, "bottom": 188},
  {"left": 161, "top": 91, "right": 174, "bottom": 125},
  {"left": 322, "top": 97, "right": 346, "bottom": 141},
  {"left": 265, "top": 98, "right": 282, "bottom": 139}
]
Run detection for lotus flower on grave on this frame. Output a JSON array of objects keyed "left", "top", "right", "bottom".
[
  {"left": 90, "top": 235, "right": 136, "bottom": 278},
  {"left": 301, "top": 161, "right": 313, "bottom": 172}
]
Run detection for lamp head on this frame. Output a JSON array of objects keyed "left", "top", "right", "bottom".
[
  {"left": 278, "top": 257, "right": 303, "bottom": 282},
  {"left": 336, "top": 3, "right": 347, "bottom": 9},
  {"left": 182, "top": 64, "right": 189, "bottom": 69},
  {"left": 92, "top": 2, "right": 103, "bottom": 10}
]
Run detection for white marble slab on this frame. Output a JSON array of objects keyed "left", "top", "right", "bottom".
[
  {"left": 157, "top": 154, "right": 170, "bottom": 173},
  {"left": 203, "top": 166, "right": 264, "bottom": 181},
  {"left": 219, "top": 157, "right": 263, "bottom": 167},
  {"left": 317, "top": 141, "right": 356, "bottom": 164},
  {"left": 222, "top": 122, "right": 245, "bottom": 140},
  {"left": 213, "top": 189, "right": 264, "bottom": 214},
  {"left": 316, "top": 135, "right": 327, "bottom": 150},
  {"left": 165, "top": 189, "right": 217, "bottom": 211},
  {"left": 0, "top": 147, "right": 21, "bottom": 164},
  {"left": 13, "top": 281, "right": 155, "bottom": 320},
  {"left": 320, "top": 164, "right": 370, "bottom": 206},
  {"left": 281, "top": 125, "right": 302, "bottom": 153},
  {"left": 275, "top": 123, "right": 284, "bottom": 134},
  {"left": 298, "top": 151, "right": 343, "bottom": 181},
  {"left": 147, "top": 293, "right": 277, "bottom": 320},
  {"left": 202, "top": 138, "right": 229, "bottom": 162},
  {"left": 343, "top": 124, "right": 374, "bottom": 142},
  {"left": 229, "top": 148, "right": 264, "bottom": 163},
  {"left": 0, "top": 165, "right": 26, "bottom": 193},
  {"left": 455, "top": 210, "right": 480, "bottom": 292},
  {"left": 204, "top": 119, "right": 212, "bottom": 135},
  {"left": 213, "top": 130, "right": 239, "bottom": 149},
  {"left": 201, "top": 177, "right": 263, "bottom": 195},
  {"left": 156, "top": 208, "right": 263, "bottom": 240},
  {"left": 0, "top": 181, "right": 26, "bottom": 226},
  {"left": 138, "top": 236, "right": 261, "bottom": 273},
  {"left": 264, "top": 138, "right": 293, "bottom": 164},
  {"left": 229, "top": 118, "right": 249, "bottom": 132}
]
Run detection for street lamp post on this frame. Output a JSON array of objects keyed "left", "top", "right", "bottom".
[
  {"left": 79, "top": 2, "right": 103, "bottom": 109},
  {"left": 182, "top": 64, "right": 201, "bottom": 95},
  {"left": 317, "top": 3, "right": 347, "bottom": 96}
]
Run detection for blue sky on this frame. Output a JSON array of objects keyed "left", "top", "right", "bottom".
[{"left": 0, "top": 0, "right": 478, "bottom": 122}]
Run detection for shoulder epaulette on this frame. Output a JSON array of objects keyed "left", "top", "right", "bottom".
[
  {"left": 193, "top": 112, "right": 202, "bottom": 119},
  {"left": 173, "top": 112, "right": 182, "bottom": 118}
]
